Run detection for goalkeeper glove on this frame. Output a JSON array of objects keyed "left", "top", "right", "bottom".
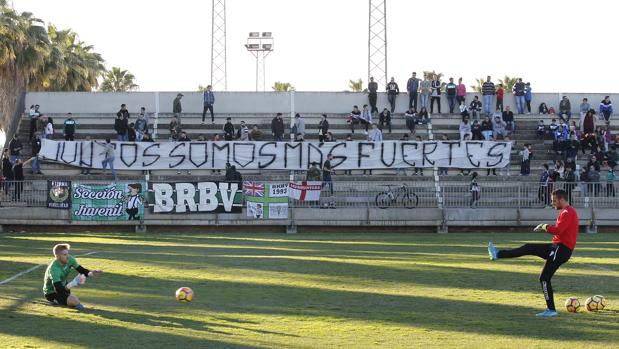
[
  {"left": 534, "top": 223, "right": 548, "bottom": 232},
  {"left": 66, "top": 274, "right": 86, "bottom": 289}
]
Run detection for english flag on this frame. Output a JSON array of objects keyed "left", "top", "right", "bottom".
[{"left": 288, "top": 181, "right": 322, "bottom": 201}]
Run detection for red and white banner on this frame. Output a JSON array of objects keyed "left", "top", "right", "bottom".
[{"left": 288, "top": 181, "right": 322, "bottom": 201}]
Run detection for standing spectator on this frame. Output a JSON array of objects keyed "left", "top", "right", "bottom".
[
  {"left": 294, "top": 113, "right": 306, "bottom": 139},
  {"left": 271, "top": 113, "right": 285, "bottom": 141},
  {"left": 173, "top": 93, "right": 183, "bottom": 125},
  {"left": 599, "top": 96, "right": 613, "bottom": 122},
  {"left": 512, "top": 78, "right": 526, "bottom": 114},
  {"left": 169, "top": 115, "right": 181, "bottom": 141},
  {"left": 538, "top": 164, "right": 550, "bottom": 206},
  {"left": 420, "top": 74, "right": 431, "bottom": 110},
  {"left": 502, "top": 106, "right": 515, "bottom": 131},
  {"left": 202, "top": 85, "right": 215, "bottom": 124},
  {"left": 360, "top": 104, "right": 372, "bottom": 135},
  {"left": 481, "top": 116, "right": 493, "bottom": 141},
  {"left": 459, "top": 117, "right": 472, "bottom": 140},
  {"left": 406, "top": 72, "right": 419, "bottom": 110},
  {"left": 430, "top": 75, "right": 442, "bottom": 114},
  {"left": 469, "top": 96, "right": 482, "bottom": 121},
  {"left": 367, "top": 77, "right": 378, "bottom": 115},
  {"left": 469, "top": 172, "right": 480, "bottom": 208},
  {"left": 139, "top": 107, "right": 150, "bottom": 126},
  {"left": 386, "top": 77, "right": 400, "bottom": 113},
  {"left": 29, "top": 104, "right": 41, "bottom": 140},
  {"left": 31, "top": 132, "right": 42, "bottom": 175},
  {"left": 559, "top": 96, "right": 571, "bottom": 123},
  {"left": 63, "top": 113, "right": 77, "bottom": 141},
  {"left": 116, "top": 104, "right": 130, "bottom": 121},
  {"left": 495, "top": 84, "right": 504, "bottom": 112},
  {"left": 482, "top": 76, "right": 495, "bottom": 116},
  {"left": 44, "top": 116, "right": 54, "bottom": 139},
  {"left": 2, "top": 149, "right": 13, "bottom": 195},
  {"left": 520, "top": 144, "right": 532, "bottom": 176},
  {"left": 368, "top": 122, "right": 383, "bottom": 142},
  {"left": 100, "top": 138, "right": 116, "bottom": 180},
  {"left": 445, "top": 77, "right": 457, "bottom": 114},
  {"left": 12, "top": 157, "right": 32, "bottom": 201},
  {"left": 236, "top": 121, "right": 249, "bottom": 140},
  {"left": 524, "top": 82, "right": 533, "bottom": 113},
  {"left": 135, "top": 113, "right": 148, "bottom": 141},
  {"left": 580, "top": 98, "right": 591, "bottom": 121},
  {"left": 379, "top": 108, "right": 392, "bottom": 133},
  {"left": 223, "top": 117, "right": 235, "bottom": 141},
  {"left": 8, "top": 135, "right": 22, "bottom": 163},
  {"left": 249, "top": 125, "right": 262, "bottom": 141},
  {"left": 404, "top": 107, "right": 417, "bottom": 135},
  {"left": 456, "top": 77, "right": 467, "bottom": 105},
  {"left": 607, "top": 166, "right": 616, "bottom": 197},
  {"left": 114, "top": 113, "right": 128, "bottom": 141},
  {"left": 589, "top": 165, "right": 601, "bottom": 197},
  {"left": 322, "top": 153, "right": 335, "bottom": 203},
  {"left": 318, "top": 114, "right": 329, "bottom": 142},
  {"left": 306, "top": 162, "right": 321, "bottom": 181}
]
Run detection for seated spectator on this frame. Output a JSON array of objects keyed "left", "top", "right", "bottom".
[
  {"left": 127, "top": 123, "right": 137, "bottom": 142},
  {"left": 548, "top": 105, "right": 556, "bottom": 114},
  {"left": 481, "top": 116, "right": 493, "bottom": 141},
  {"left": 580, "top": 98, "right": 591, "bottom": 120},
  {"left": 459, "top": 117, "right": 472, "bottom": 140},
  {"left": 502, "top": 106, "right": 515, "bottom": 131},
  {"left": 536, "top": 120, "right": 546, "bottom": 139},
  {"left": 492, "top": 117, "right": 507, "bottom": 140},
  {"left": 538, "top": 102, "right": 549, "bottom": 114},
  {"left": 587, "top": 154, "right": 601, "bottom": 172},
  {"left": 294, "top": 133, "right": 303, "bottom": 142},
  {"left": 368, "top": 123, "right": 383, "bottom": 142},
  {"left": 197, "top": 135, "right": 206, "bottom": 141},
  {"left": 250, "top": 125, "right": 262, "bottom": 141},
  {"left": 236, "top": 121, "right": 249, "bottom": 140},
  {"left": 135, "top": 113, "right": 148, "bottom": 141},
  {"left": 559, "top": 96, "right": 571, "bottom": 123},
  {"left": 555, "top": 160, "right": 565, "bottom": 179},
  {"left": 599, "top": 96, "right": 613, "bottom": 122},
  {"left": 566, "top": 133, "right": 579, "bottom": 160},
  {"left": 548, "top": 119, "right": 559, "bottom": 139},
  {"left": 223, "top": 117, "right": 235, "bottom": 141},
  {"left": 169, "top": 116, "right": 180, "bottom": 141},
  {"left": 349, "top": 105, "right": 368, "bottom": 134},
  {"left": 471, "top": 120, "right": 483, "bottom": 140},
  {"left": 142, "top": 133, "right": 154, "bottom": 142},
  {"left": 404, "top": 107, "right": 417, "bottom": 135},
  {"left": 603, "top": 125, "right": 613, "bottom": 152},
  {"left": 606, "top": 146, "right": 618, "bottom": 168},
  {"left": 361, "top": 105, "right": 372, "bottom": 132},
  {"left": 379, "top": 108, "right": 392, "bottom": 133},
  {"left": 581, "top": 110, "right": 596, "bottom": 134},
  {"left": 553, "top": 125, "right": 568, "bottom": 159},
  {"left": 178, "top": 131, "right": 191, "bottom": 142},
  {"left": 469, "top": 96, "right": 482, "bottom": 121},
  {"left": 459, "top": 101, "right": 469, "bottom": 118}
]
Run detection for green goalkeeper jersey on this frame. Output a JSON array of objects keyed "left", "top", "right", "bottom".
[{"left": 43, "top": 256, "right": 80, "bottom": 295}]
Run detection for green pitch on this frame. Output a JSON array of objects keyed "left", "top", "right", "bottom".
[{"left": 0, "top": 232, "right": 617, "bottom": 349}]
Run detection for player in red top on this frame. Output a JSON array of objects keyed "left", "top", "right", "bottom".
[{"left": 487, "top": 189, "right": 579, "bottom": 317}]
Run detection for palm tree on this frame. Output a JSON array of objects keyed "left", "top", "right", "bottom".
[
  {"left": 272, "top": 82, "right": 295, "bottom": 92},
  {"left": 348, "top": 78, "right": 364, "bottom": 92},
  {"left": 470, "top": 78, "right": 486, "bottom": 93},
  {"left": 100, "top": 67, "right": 139, "bottom": 92},
  {"left": 498, "top": 75, "right": 519, "bottom": 93}
]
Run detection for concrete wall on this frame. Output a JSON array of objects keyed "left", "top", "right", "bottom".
[{"left": 25, "top": 91, "right": 617, "bottom": 115}]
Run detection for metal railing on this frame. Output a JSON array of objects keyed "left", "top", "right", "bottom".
[{"left": 1, "top": 179, "right": 618, "bottom": 209}]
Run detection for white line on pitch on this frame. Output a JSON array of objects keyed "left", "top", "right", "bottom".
[
  {"left": 0, "top": 252, "right": 98, "bottom": 286},
  {"left": 585, "top": 264, "right": 616, "bottom": 273}
]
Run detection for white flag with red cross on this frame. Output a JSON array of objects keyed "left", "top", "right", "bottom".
[{"left": 288, "top": 181, "right": 322, "bottom": 201}]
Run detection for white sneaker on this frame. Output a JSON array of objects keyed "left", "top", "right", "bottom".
[{"left": 363, "top": 131, "right": 368, "bottom": 135}]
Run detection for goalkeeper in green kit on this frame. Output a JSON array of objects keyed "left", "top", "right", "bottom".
[{"left": 43, "top": 244, "right": 102, "bottom": 310}]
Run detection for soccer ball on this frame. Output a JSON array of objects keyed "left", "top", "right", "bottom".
[
  {"left": 565, "top": 297, "right": 580, "bottom": 313},
  {"left": 585, "top": 295, "right": 607, "bottom": 311},
  {"left": 175, "top": 287, "right": 194, "bottom": 303}
]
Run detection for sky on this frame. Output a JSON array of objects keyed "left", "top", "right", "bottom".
[{"left": 11, "top": 0, "right": 619, "bottom": 93}]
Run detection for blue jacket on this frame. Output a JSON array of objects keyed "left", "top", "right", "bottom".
[
  {"left": 600, "top": 100, "right": 613, "bottom": 115},
  {"left": 203, "top": 91, "right": 215, "bottom": 105},
  {"left": 525, "top": 86, "right": 532, "bottom": 100}
]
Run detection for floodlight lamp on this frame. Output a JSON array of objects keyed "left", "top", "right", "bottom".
[
  {"left": 249, "top": 32, "right": 260, "bottom": 38},
  {"left": 261, "top": 32, "right": 272, "bottom": 38},
  {"left": 262, "top": 44, "right": 272, "bottom": 50}
]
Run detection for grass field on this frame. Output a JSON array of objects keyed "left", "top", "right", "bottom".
[{"left": 0, "top": 231, "right": 618, "bottom": 349}]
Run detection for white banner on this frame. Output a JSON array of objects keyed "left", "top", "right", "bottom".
[
  {"left": 39, "top": 139, "right": 511, "bottom": 170},
  {"left": 289, "top": 181, "right": 322, "bottom": 201}
]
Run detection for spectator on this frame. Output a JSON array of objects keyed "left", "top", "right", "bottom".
[
  {"left": 538, "top": 102, "right": 549, "bottom": 114},
  {"left": 294, "top": 113, "right": 306, "bottom": 139},
  {"left": 606, "top": 146, "right": 618, "bottom": 168},
  {"left": 173, "top": 93, "right": 183, "bottom": 125},
  {"left": 418, "top": 107, "right": 430, "bottom": 124},
  {"left": 607, "top": 166, "right": 616, "bottom": 197},
  {"left": 581, "top": 110, "right": 596, "bottom": 134},
  {"left": 8, "top": 135, "right": 22, "bottom": 163},
  {"left": 493, "top": 117, "right": 507, "bottom": 140},
  {"left": 127, "top": 123, "right": 137, "bottom": 142},
  {"left": 271, "top": 113, "right": 285, "bottom": 141},
  {"left": 536, "top": 120, "right": 546, "bottom": 140},
  {"left": 520, "top": 143, "right": 531, "bottom": 176},
  {"left": 603, "top": 125, "right": 612, "bottom": 152},
  {"left": 566, "top": 133, "right": 579, "bottom": 160},
  {"left": 360, "top": 104, "right": 372, "bottom": 135},
  {"left": 430, "top": 75, "right": 441, "bottom": 114},
  {"left": 469, "top": 172, "right": 480, "bottom": 208},
  {"left": 404, "top": 107, "right": 417, "bottom": 135},
  {"left": 169, "top": 115, "right": 181, "bottom": 141},
  {"left": 496, "top": 84, "right": 504, "bottom": 112},
  {"left": 307, "top": 162, "right": 321, "bottom": 181},
  {"left": 524, "top": 82, "right": 532, "bottom": 113},
  {"left": 420, "top": 74, "right": 431, "bottom": 110},
  {"left": 44, "top": 116, "right": 54, "bottom": 139},
  {"left": 223, "top": 117, "right": 235, "bottom": 141},
  {"left": 2, "top": 149, "right": 13, "bottom": 195},
  {"left": 580, "top": 98, "right": 591, "bottom": 121},
  {"left": 368, "top": 122, "right": 383, "bottom": 142},
  {"left": 202, "top": 85, "right": 215, "bottom": 124},
  {"left": 554, "top": 160, "right": 565, "bottom": 179},
  {"left": 63, "top": 113, "right": 77, "bottom": 141},
  {"left": 549, "top": 118, "right": 559, "bottom": 138},
  {"left": 115, "top": 113, "right": 128, "bottom": 141},
  {"left": 502, "top": 106, "right": 515, "bottom": 131},
  {"left": 513, "top": 78, "right": 526, "bottom": 114},
  {"left": 459, "top": 117, "right": 472, "bottom": 140},
  {"left": 599, "top": 96, "right": 613, "bottom": 122},
  {"left": 178, "top": 131, "right": 190, "bottom": 142},
  {"left": 445, "top": 77, "right": 457, "bottom": 114},
  {"left": 236, "top": 121, "right": 249, "bottom": 140},
  {"left": 142, "top": 133, "right": 154, "bottom": 143},
  {"left": 407, "top": 72, "right": 419, "bottom": 110},
  {"left": 325, "top": 132, "right": 336, "bottom": 142},
  {"left": 29, "top": 104, "right": 41, "bottom": 140},
  {"left": 250, "top": 125, "right": 262, "bottom": 141},
  {"left": 348, "top": 105, "right": 362, "bottom": 134},
  {"left": 386, "top": 77, "right": 400, "bottom": 113},
  {"left": 456, "top": 77, "right": 467, "bottom": 105},
  {"left": 469, "top": 96, "right": 482, "bottom": 121},
  {"left": 587, "top": 154, "right": 601, "bottom": 172},
  {"left": 31, "top": 132, "right": 42, "bottom": 175},
  {"left": 379, "top": 108, "right": 392, "bottom": 133},
  {"left": 481, "top": 116, "right": 493, "bottom": 141},
  {"left": 413, "top": 135, "right": 424, "bottom": 176},
  {"left": 322, "top": 153, "right": 335, "bottom": 202},
  {"left": 559, "top": 96, "right": 572, "bottom": 123},
  {"left": 538, "top": 164, "right": 551, "bottom": 206},
  {"left": 225, "top": 165, "right": 242, "bottom": 183},
  {"left": 471, "top": 120, "right": 483, "bottom": 141},
  {"left": 459, "top": 101, "right": 469, "bottom": 119},
  {"left": 139, "top": 107, "right": 150, "bottom": 126},
  {"left": 588, "top": 165, "right": 601, "bottom": 197},
  {"left": 318, "top": 114, "right": 329, "bottom": 142},
  {"left": 367, "top": 76, "right": 378, "bottom": 114},
  {"left": 438, "top": 134, "right": 449, "bottom": 176},
  {"left": 11, "top": 157, "right": 32, "bottom": 200},
  {"left": 135, "top": 113, "right": 148, "bottom": 141},
  {"left": 99, "top": 138, "right": 116, "bottom": 180},
  {"left": 482, "top": 76, "right": 495, "bottom": 116}
]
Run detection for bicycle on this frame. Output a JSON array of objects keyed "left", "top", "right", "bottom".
[{"left": 375, "top": 184, "right": 419, "bottom": 209}]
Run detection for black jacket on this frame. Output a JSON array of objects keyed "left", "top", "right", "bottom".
[
  {"left": 318, "top": 120, "right": 329, "bottom": 135},
  {"left": 9, "top": 138, "right": 22, "bottom": 156},
  {"left": 114, "top": 117, "right": 128, "bottom": 134},
  {"left": 2, "top": 157, "right": 13, "bottom": 179},
  {"left": 116, "top": 109, "right": 130, "bottom": 119},
  {"left": 32, "top": 138, "right": 42, "bottom": 156},
  {"left": 271, "top": 117, "right": 285, "bottom": 136}
]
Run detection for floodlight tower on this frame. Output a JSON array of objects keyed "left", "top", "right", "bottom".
[
  {"left": 210, "top": 0, "right": 227, "bottom": 90},
  {"left": 368, "top": 0, "right": 387, "bottom": 89},
  {"left": 245, "top": 32, "right": 274, "bottom": 92}
]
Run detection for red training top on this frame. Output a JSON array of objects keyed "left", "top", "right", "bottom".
[
  {"left": 496, "top": 88, "right": 504, "bottom": 100},
  {"left": 546, "top": 205, "right": 579, "bottom": 250}
]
